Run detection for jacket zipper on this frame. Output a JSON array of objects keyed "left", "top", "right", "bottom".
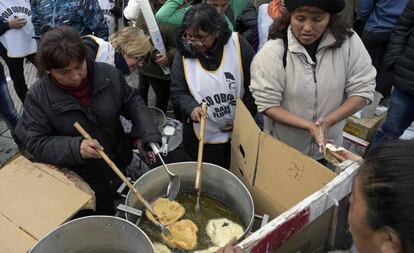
[{"left": 311, "top": 62, "right": 318, "bottom": 157}]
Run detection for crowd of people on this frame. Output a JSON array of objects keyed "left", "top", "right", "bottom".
[{"left": 0, "top": 0, "right": 413, "bottom": 251}]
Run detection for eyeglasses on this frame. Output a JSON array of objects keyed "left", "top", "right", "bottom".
[{"left": 182, "top": 32, "right": 210, "bottom": 47}]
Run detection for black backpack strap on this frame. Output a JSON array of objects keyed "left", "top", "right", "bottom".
[{"left": 282, "top": 34, "right": 288, "bottom": 68}]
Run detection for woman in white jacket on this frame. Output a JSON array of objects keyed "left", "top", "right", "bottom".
[{"left": 250, "top": 0, "right": 376, "bottom": 162}]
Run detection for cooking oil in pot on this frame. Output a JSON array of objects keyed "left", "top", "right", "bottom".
[{"left": 139, "top": 192, "right": 244, "bottom": 251}]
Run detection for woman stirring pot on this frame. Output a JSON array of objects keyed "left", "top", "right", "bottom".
[{"left": 171, "top": 3, "right": 256, "bottom": 168}]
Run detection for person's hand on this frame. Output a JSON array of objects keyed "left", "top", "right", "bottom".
[
  {"left": 9, "top": 18, "right": 27, "bottom": 29},
  {"left": 154, "top": 52, "right": 169, "bottom": 68},
  {"left": 315, "top": 118, "right": 331, "bottom": 153},
  {"left": 190, "top": 106, "right": 208, "bottom": 123},
  {"left": 80, "top": 139, "right": 103, "bottom": 159},
  {"left": 218, "top": 245, "right": 244, "bottom": 253},
  {"left": 220, "top": 120, "right": 234, "bottom": 132},
  {"left": 133, "top": 139, "right": 157, "bottom": 165},
  {"left": 308, "top": 123, "right": 324, "bottom": 153}
]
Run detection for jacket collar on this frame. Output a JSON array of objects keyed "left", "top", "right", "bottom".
[{"left": 287, "top": 26, "right": 337, "bottom": 64}]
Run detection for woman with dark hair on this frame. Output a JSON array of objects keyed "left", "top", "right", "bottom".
[
  {"left": 15, "top": 25, "right": 161, "bottom": 215},
  {"left": 250, "top": 0, "right": 376, "bottom": 163},
  {"left": 220, "top": 140, "right": 414, "bottom": 253},
  {"left": 171, "top": 3, "right": 256, "bottom": 168},
  {"left": 348, "top": 139, "right": 414, "bottom": 253}
]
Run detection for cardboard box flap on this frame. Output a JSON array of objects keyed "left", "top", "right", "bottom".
[
  {"left": 0, "top": 213, "right": 37, "bottom": 253},
  {"left": 0, "top": 156, "right": 92, "bottom": 241},
  {"left": 231, "top": 99, "right": 261, "bottom": 184},
  {"left": 255, "top": 133, "right": 336, "bottom": 210}
]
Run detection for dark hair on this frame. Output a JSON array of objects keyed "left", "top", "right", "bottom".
[
  {"left": 269, "top": 7, "right": 352, "bottom": 47},
  {"left": 358, "top": 140, "right": 414, "bottom": 252},
  {"left": 181, "top": 3, "right": 231, "bottom": 41},
  {"left": 37, "top": 25, "right": 86, "bottom": 75}
]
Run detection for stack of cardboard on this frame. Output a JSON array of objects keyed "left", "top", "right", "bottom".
[{"left": 0, "top": 156, "right": 93, "bottom": 253}]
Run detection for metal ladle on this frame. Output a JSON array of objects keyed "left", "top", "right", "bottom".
[
  {"left": 162, "top": 124, "right": 176, "bottom": 156},
  {"left": 150, "top": 143, "right": 180, "bottom": 200}
]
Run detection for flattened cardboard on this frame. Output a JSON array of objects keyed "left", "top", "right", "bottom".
[
  {"left": 0, "top": 156, "right": 92, "bottom": 253},
  {"left": 255, "top": 133, "right": 336, "bottom": 210},
  {"left": 0, "top": 214, "right": 37, "bottom": 253},
  {"left": 231, "top": 99, "right": 261, "bottom": 185}
]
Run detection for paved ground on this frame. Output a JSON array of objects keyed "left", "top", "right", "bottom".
[{"left": 0, "top": 59, "right": 36, "bottom": 166}]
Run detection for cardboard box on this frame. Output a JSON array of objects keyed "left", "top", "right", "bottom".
[
  {"left": 343, "top": 114, "right": 386, "bottom": 142},
  {"left": 342, "top": 132, "right": 370, "bottom": 157},
  {"left": 230, "top": 99, "right": 339, "bottom": 253},
  {"left": 0, "top": 156, "right": 93, "bottom": 253}
]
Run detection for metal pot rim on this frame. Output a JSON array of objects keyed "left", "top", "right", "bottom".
[
  {"left": 126, "top": 162, "right": 255, "bottom": 240},
  {"left": 30, "top": 215, "right": 155, "bottom": 252}
]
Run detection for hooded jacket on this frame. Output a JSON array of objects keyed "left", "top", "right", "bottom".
[
  {"left": 250, "top": 27, "right": 375, "bottom": 160},
  {"left": 16, "top": 60, "right": 161, "bottom": 179}
]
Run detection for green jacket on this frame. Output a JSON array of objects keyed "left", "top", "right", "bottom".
[
  {"left": 155, "top": 0, "right": 248, "bottom": 30},
  {"left": 136, "top": 13, "right": 179, "bottom": 80},
  {"left": 338, "top": 0, "right": 359, "bottom": 27}
]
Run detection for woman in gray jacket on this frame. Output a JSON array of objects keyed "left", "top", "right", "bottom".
[{"left": 250, "top": 0, "right": 375, "bottom": 162}]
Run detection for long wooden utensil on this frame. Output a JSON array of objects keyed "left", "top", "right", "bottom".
[
  {"left": 73, "top": 122, "right": 173, "bottom": 239},
  {"left": 195, "top": 102, "right": 207, "bottom": 218}
]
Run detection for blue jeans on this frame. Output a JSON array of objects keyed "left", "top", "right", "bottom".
[
  {"left": 0, "top": 64, "right": 19, "bottom": 135},
  {"left": 368, "top": 88, "right": 414, "bottom": 154}
]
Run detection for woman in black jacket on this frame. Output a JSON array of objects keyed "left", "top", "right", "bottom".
[
  {"left": 16, "top": 26, "right": 161, "bottom": 215},
  {"left": 170, "top": 3, "right": 256, "bottom": 168},
  {"left": 368, "top": 0, "right": 414, "bottom": 154}
]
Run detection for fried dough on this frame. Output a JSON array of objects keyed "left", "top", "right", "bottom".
[
  {"left": 153, "top": 243, "right": 172, "bottom": 253},
  {"left": 162, "top": 219, "right": 199, "bottom": 250},
  {"left": 145, "top": 197, "right": 185, "bottom": 225},
  {"left": 206, "top": 218, "right": 244, "bottom": 247}
]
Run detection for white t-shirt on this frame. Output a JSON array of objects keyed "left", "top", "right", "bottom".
[{"left": 0, "top": 0, "right": 37, "bottom": 58}]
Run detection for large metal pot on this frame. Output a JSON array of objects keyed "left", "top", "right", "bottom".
[
  {"left": 125, "top": 162, "right": 255, "bottom": 239},
  {"left": 29, "top": 216, "right": 154, "bottom": 253}
]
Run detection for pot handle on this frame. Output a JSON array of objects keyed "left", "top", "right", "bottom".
[
  {"left": 116, "top": 178, "right": 136, "bottom": 198},
  {"left": 254, "top": 214, "right": 270, "bottom": 230},
  {"left": 115, "top": 204, "right": 143, "bottom": 218}
]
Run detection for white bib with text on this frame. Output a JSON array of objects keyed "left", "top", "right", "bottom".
[
  {"left": 0, "top": 0, "right": 37, "bottom": 58},
  {"left": 183, "top": 32, "right": 244, "bottom": 143}
]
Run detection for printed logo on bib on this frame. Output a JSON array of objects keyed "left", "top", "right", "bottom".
[
  {"left": 1, "top": 6, "right": 31, "bottom": 20},
  {"left": 224, "top": 72, "right": 236, "bottom": 90},
  {"left": 202, "top": 93, "right": 236, "bottom": 119}
]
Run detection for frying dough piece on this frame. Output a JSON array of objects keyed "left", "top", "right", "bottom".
[
  {"left": 145, "top": 197, "right": 185, "bottom": 225},
  {"left": 162, "top": 219, "right": 199, "bottom": 250},
  {"left": 154, "top": 243, "right": 172, "bottom": 253},
  {"left": 193, "top": 246, "right": 220, "bottom": 253},
  {"left": 206, "top": 218, "right": 244, "bottom": 247}
]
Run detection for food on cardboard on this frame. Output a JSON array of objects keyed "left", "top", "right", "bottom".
[
  {"left": 206, "top": 218, "right": 244, "bottom": 247},
  {"left": 161, "top": 219, "right": 199, "bottom": 250},
  {"left": 146, "top": 197, "right": 185, "bottom": 225},
  {"left": 154, "top": 242, "right": 172, "bottom": 253}
]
